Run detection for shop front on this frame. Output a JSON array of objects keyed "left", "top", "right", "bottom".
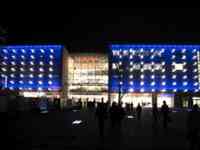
[
  {"left": 110, "top": 92, "right": 174, "bottom": 108},
  {"left": 192, "top": 96, "right": 200, "bottom": 106}
]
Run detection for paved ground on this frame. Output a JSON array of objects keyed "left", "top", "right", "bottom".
[{"left": 7, "top": 108, "right": 192, "bottom": 150}]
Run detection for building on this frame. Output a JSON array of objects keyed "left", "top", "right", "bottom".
[
  {"left": 0, "top": 45, "right": 108, "bottom": 108},
  {"left": 0, "top": 45, "right": 67, "bottom": 99},
  {"left": 109, "top": 44, "right": 200, "bottom": 107},
  {"left": 1, "top": 44, "right": 200, "bottom": 108},
  {"left": 66, "top": 53, "right": 108, "bottom": 103}
]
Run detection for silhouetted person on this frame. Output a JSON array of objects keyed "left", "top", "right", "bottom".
[
  {"left": 96, "top": 98, "right": 107, "bottom": 138},
  {"left": 88, "top": 101, "right": 91, "bottom": 110},
  {"left": 86, "top": 98, "right": 89, "bottom": 108},
  {"left": 116, "top": 103, "right": 125, "bottom": 129},
  {"left": 130, "top": 102, "right": 133, "bottom": 113},
  {"left": 186, "top": 104, "right": 200, "bottom": 150},
  {"left": 128, "top": 103, "right": 131, "bottom": 113},
  {"left": 136, "top": 103, "right": 142, "bottom": 121},
  {"left": 125, "top": 103, "right": 129, "bottom": 113},
  {"left": 78, "top": 98, "right": 82, "bottom": 109},
  {"left": 92, "top": 98, "right": 96, "bottom": 110},
  {"left": 161, "top": 101, "right": 169, "bottom": 129},
  {"left": 109, "top": 102, "right": 118, "bottom": 128},
  {"left": 105, "top": 100, "right": 110, "bottom": 112},
  {"left": 83, "top": 100, "right": 86, "bottom": 108},
  {"left": 152, "top": 103, "right": 159, "bottom": 125},
  {"left": 53, "top": 98, "right": 60, "bottom": 111}
]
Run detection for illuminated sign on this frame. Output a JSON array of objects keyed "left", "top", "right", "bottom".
[{"left": 109, "top": 45, "right": 200, "bottom": 93}]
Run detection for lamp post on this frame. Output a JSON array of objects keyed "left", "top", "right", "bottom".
[
  {"left": 115, "top": 63, "right": 124, "bottom": 104},
  {"left": 4, "top": 75, "right": 7, "bottom": 89},
  {"left": 2, "top": 75, "right": 8, "bottom": 89}
]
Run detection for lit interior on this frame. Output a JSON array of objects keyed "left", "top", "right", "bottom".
[{"left": 67, "top": 54, "right": 108, "bottom": 101}]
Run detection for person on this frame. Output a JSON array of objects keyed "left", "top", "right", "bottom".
[
  {"left": 125, "top": 103, "right": 128, "bottom": 113},
  {"left": 86, "top": 98, "right": 89, "bottom": 108},
  {"left": 109, "top": 102, "right": 118, "bottom": 128},
  {"left": 83, "top": 100, "right": 86, "bottom": 108},
  {"left": 130, "top": 102, "right": 134, "bottom": 113},
  {"left": 38, "top": 98, "right": 48, "bottom": 114},
  {"left": 116, "top": 102, "right": 125, "bottom": 129},
  {"left": 53, "top": 98, "right": 60, "bottom": 111},
  {"left": 96, "top": 98, "right": 107, "bottom": 138},
  {"left": 78, "top": 98, "right": 82, "bottom": 110},
  {"left": 136, "top": 103, "right": 142, "bottom": 121},
  {"left": 105, "top": 99, "right": 110, "bottom": 112},
  {"left": 152, "top": 103, "right": 159, "bottom": 127},
  {"left": 186, "top": 104, "right": 200, "bottom": 150},
  {"left": 161, "top": 100, "right": 170, "bottom": 129},
  {"left": 92, "top": 98, "right": 96, "bottom": 110}
]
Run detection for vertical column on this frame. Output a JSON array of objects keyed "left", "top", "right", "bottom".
[
  {"left": 174, "top": 92, "right": 181, "bottom": 108},
  {"left": 61, "top": 48, "right": 68, "bottom": 108},
  {"left": 4, "top": 75, "right": 8, "bottom": 89},
  {"left": 188, "top": 93, "right": 193, "bottom": 108},
  {"left": 108, "top": 51, "right": 111, "bottom": 105},
  {"left": 152, "top": 92, "right": 157, "bottom": 106},
  {"left": 197, "top": 51, "right": 200, "bottom": 90}
]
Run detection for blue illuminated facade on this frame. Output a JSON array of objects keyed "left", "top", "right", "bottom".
[
  {"left": 0, "top": 45, "right": 63, "bottom": 91},
  {"left": 109, "top": 45, "right": 200, "bottom": 93}
]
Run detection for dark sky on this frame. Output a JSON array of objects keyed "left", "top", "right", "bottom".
[{"left": 2, "top": 7, "right": 200, "bottom": 53}]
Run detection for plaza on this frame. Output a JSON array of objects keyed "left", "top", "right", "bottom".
[{"left": 8, "top": 107, "right": 191, "bottom": 150}]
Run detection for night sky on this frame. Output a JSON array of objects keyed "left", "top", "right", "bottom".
[{"left": 2, "top": 7, "right": 200, "bottom": 53}]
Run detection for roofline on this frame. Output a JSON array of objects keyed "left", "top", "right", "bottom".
[
  {"left": 109, "top": 44, "right": 200, "bottom": 48},
  {"left": 0, "top": 44, "right": 66, "bottom": 49}
]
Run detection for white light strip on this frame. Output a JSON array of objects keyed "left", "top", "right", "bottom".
[{"left": 197, "top": 51, "right": 200, "bottom": 89}]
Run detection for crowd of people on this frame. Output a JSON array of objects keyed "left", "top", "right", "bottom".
[
  {"left": 7, "top": 94, "right": 200, "bottom": 149},
  {"left": 74, "top": 98, "right": 170, "bottom": 135},
  {"left": 75, "top": 98, "right": 200, "bottom": 149}
]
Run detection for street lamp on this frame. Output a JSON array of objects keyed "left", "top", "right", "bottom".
[
  {"left": 115, "top": 63, "right": 124, "bottom": 104},
  {"left": 2, "top": 75, "right": 8, "bottom": 89}
]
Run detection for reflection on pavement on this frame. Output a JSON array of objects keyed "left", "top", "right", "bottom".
[
  {"left": 72, "top": 120, "right": 82, "bottom": 125},
  {"left": 73, "top": 110, "right": 79, "bottom": 112},
  {"left": 127, "top": 115, "right": 135, "bottom": 119}
]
